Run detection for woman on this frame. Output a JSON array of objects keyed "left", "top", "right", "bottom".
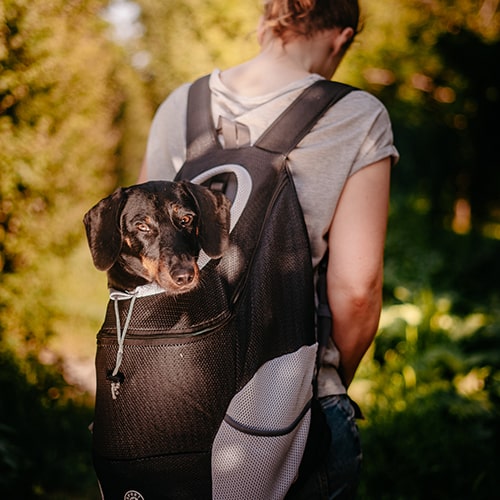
[{"left": 140, "top": 0, "right": 398, "bottom": 497}]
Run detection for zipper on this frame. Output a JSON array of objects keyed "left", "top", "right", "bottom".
[{"left": 97, "top": 309, "right": 233, "bottom": 345}]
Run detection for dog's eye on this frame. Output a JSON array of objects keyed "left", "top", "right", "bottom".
[
  {"left": 179, "top": 214, "right": 194, "bottom": 227},
  {"left": 135, "top": 222, "right": 150, "bottom": 232}
]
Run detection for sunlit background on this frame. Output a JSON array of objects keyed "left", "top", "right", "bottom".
[{"left": 1, "top": 0, "right": 499, "bottom": 498}]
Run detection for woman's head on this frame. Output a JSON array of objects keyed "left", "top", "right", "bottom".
[{"left": 261, "top": 0, "right": 360, "bottom": 45}]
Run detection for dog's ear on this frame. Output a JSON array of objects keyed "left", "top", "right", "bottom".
[
  {"left": 83, "top": 188, "right": 127, "bottom": 271},
  {"left": 180, "top": 181, "right": 231, "bottom": 258}
]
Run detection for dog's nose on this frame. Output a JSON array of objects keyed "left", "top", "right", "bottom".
[{"left": 171, "top": 268, "right": 195, "bottom": 287}]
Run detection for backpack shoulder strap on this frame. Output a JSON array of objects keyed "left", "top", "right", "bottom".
[
  {"left": 186, "top": 75, "right": 219, "bottom": 162},
  {"left": 255, "top": 80, "right": 355, "bottom": 155},
  {"left": 185, "top": 76, "right": 355, "bottom": 160}
]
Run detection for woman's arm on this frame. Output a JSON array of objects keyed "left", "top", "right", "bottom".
[{"left": 327, "top": 158, "right": 391, "bottom": 388}]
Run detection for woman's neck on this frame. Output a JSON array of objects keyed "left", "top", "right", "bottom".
[{"left": 220, "top": 30, "right": 340, "bottom": 97}]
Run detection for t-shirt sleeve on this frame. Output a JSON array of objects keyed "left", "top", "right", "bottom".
[
  {"left": 349, "top": 92, "right": 399, "bottom": 176},
  {"left": 144, "top": 83, "right": 191, "bottom": 181}
]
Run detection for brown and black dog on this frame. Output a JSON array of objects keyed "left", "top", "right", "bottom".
[{"left": 83, "top": 180, "right": 231, "bottom": 294}]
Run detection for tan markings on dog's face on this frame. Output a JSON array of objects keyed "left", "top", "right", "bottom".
[
  {"left": 141, "top": 255, "right": 159, "bottom": 279},
  {"left": 123, "top": 236, "right": 132, "bottom": 248}
]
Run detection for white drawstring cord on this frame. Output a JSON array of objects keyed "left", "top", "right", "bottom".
[{"left": 108, "top": 290, "right": 138, "bottom": 399}]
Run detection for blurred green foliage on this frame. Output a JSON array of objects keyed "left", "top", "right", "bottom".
[
  {"left": 133, "top": 0, "right": 261, "bottom": 103},
  {"left": 355, "top": 286, "right": 500, "bottom": 498},
  {"left": 0, "top": 349, "right": 98, "bottom": 498},
  {"left": 0, "top": 0, "right": 146, "bottom": 496},
  {"left": 0, "top": 0, "right": 499, "bottom": 497}
]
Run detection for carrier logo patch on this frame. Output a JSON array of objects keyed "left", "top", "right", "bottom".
[{"left": 124, "top": 491, "right": 144, "bottom": 500}]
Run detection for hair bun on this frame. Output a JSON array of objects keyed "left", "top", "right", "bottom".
[{"left": 262, "top": 0, "right": 360, "bottom": 42}]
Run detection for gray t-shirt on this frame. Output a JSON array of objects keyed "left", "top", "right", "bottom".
[{"left": 145, "top": 69, "right": 399, "bottom": 396}]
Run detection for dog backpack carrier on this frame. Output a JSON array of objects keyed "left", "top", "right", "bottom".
[{"left": 91, "top": 76, "right": 353, "bottom": 500}]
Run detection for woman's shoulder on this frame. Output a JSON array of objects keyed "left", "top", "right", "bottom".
[
  {"left": 335, "top": 85, "right": 390, "bottom": 115},
  {"left": 154, "top": 82, "right": 192, "bottom": 118},
  {"left": 319, "top": 84, "right": 394, "bottom": 133}
]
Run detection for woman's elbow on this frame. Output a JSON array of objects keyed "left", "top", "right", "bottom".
[{"left": 331, "top": 276, "right": 383, "bottom": 315}]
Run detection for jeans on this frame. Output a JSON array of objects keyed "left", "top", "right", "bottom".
[{"left": 320, "top": 394, "right": 363, "bottom": 500}]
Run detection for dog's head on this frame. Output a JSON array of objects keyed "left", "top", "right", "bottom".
[{"left": 83, "top": 180, "right": 231, "bottom": 294}]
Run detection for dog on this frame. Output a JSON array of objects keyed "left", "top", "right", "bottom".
[{"left": 83, "top": 180, "right": 231, "bottom": 294}]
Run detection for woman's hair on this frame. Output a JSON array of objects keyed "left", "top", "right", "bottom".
[{"left": 262, "top": 0, "right": 360, "bottom": 43}]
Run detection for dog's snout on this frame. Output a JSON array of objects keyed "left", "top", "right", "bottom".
[
  {"left": 157, "top": 260, "right": 199, "bottom": 294},
  {"left": 171, "top": 268, "right": 195, "bottom": 287}
]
